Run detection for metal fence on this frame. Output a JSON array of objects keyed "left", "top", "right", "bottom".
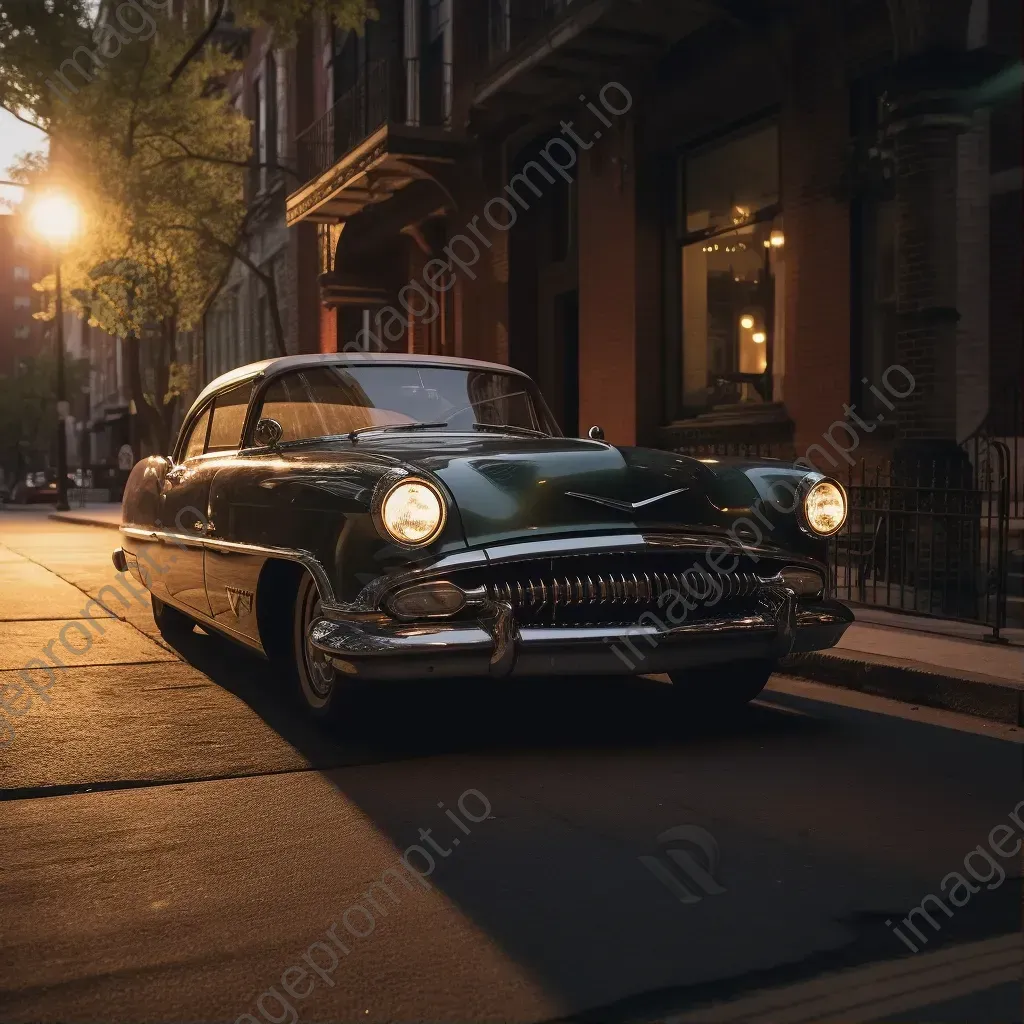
[
  {"left": 962, "top": 383, "right": 1022, "bottom": 518},
  {"left": 667, "top": 439, "right": 1012, "bottom": 639},
  {"left": 296, "top": 59, "right": 396, "bottom": 184},
  {"left": 827, "top": 447, "right": 1010, "bottom": 639}
]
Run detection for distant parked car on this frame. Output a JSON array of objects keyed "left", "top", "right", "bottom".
[
  {"left": 11, "top": 470, "right": 73, "bottom": 504},
  {"left": 114, "top": 353, "right": 853, "bottom": 725}
]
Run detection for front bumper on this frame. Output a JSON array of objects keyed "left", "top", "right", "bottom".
[{"left": 309, "top": 597, "right": 854, "bottom": 681}]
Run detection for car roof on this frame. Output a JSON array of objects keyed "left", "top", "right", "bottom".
[{"left": 190, "top": 352, "right": 532, "bottom": 415}]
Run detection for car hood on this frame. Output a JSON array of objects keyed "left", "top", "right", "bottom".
[{"left": 348, "top": 433, "right": 765, "bottom": 548}]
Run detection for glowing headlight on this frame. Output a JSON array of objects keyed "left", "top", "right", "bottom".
[
  {"left": 802, "top": 479, "right": 847, "bottom": 536},
  {"left": 380, "top": 480, "right": 445, "bottom": 546}
]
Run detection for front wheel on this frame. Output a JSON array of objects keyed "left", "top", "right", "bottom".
[
  {"left": 151, "top": 594, "right": 196, "bottom": 642},
  {"left": 668, "top": 661, "right": 775, "bottom": 714},
  {"left": 291, "top": 571, "right": 349, "bottom": 723}
]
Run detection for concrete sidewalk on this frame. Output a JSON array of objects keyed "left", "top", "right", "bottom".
[
  {"left": 40, "top": 504, "right": 1024, "bottom": 723},
  {"left": 783, "top": 611, "right": 1023, "bottom": 725},
  {"left": 49, "top": 504, "right": 122, "bottom": 529}
]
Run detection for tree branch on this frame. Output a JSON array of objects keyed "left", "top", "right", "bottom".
[
  {"left": 1, "top": 102, "right": 50, "bottom": 135},
  {"left": 166, "top": 0, "right": 227, "bottom": 91},
  {"left": 165, "top": 221, "right": 288, "bottom": 357}
]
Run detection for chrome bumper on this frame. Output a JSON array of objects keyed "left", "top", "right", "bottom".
[{"left": 309, "top": 598, "right": 854, "bottom": 681}]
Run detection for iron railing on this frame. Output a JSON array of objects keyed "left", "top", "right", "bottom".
[
  {"left": 963, "top": 382, "right": 1022, "bottom": 518},
  {"left": 487, "top": 0, "right": 584, "bottom": 61},
  {"left": 295, "top": 58, "right": 453, "bottom": 186},
  {"left": 666, "top": 439, "right": 1013, "bottom": 638},
  {"left": 827, "top": 449, "right": 1010, "bottom": 638},
  {"left": 296, "top": 59, "right": 398, "bottom": 184}
]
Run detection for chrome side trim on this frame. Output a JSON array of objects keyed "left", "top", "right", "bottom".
[
  {"left": 482, "top": 533, "right": 647, "bottom": 562},
  {"left": 119, "top": 525, "right": 337, "bottom": 605}
]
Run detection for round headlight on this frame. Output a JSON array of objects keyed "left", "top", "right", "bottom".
[
  {"left": 802, "top": 479, "right": 847, "bottom": 536},
  {"left": 380, "top": 480, "right": 445, "bottom": 546}
]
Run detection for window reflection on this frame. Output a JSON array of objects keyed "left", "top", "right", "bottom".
[{"left": 681, "top": 123, "right": 783, "bottom": 413}]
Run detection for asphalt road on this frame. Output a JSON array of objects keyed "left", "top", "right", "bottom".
[{"left": 0, "top": 508, "right": 1021, "bottom": 1023}]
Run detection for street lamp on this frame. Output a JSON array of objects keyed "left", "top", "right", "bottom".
[{"left": 27, "top": 191, "right": 83, "bottom": 512}]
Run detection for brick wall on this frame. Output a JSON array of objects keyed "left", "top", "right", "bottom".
[
  {"left": 955, "top": 110, "right": 991, "bottom": 440},
  {"left": 892, "top": 122, "right": 961, "bottom": 441}
]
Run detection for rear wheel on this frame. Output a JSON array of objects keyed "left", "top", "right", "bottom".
[
  {"left": 151, "top": 594, "right": 196, "bottom": 641},
  {"left": 291, "top": 571, "right": 347, "bottom": 722},
  {"left": 668, "top": 661, "right": 774, "bottom": 714}
]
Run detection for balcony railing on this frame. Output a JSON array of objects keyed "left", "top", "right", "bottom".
[
  {"left": 296, "top": 59, "right": 397, "bottom": 184},
  {"left": 487, "top": 0, "right": 582, "bottom": 62},
  {"left": 295, "top": 57, "right": 454, "bottom": 187}
]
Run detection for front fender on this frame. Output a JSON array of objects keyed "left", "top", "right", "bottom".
[{"left": 206, "top": 456, "right": 469, "bottom": 603}]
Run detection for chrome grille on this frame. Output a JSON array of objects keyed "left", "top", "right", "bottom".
[{"left": 485, "top": 569, "right": 766, "bottom": 613}]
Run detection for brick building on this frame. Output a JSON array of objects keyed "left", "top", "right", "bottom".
[
  {"left": 0, "top": 215, "right": 47, "bottom": 379},
  {"left": 221, "top": 0, "right": 1020, "bottom": 468},
  {"left": 188, "top": 1, "right": 322, "bottom": 382}
]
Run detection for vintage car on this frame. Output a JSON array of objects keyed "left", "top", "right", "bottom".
[{"left": 114, "top": 353, "right": 853, "bottom": 722}]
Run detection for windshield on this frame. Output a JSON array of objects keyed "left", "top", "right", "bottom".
[{"left": 255, "top": 364, "right": 560, "bottom": 444}]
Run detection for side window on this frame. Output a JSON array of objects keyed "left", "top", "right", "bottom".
[
  {"left": 181, "top": 405, "right": 212, "bottom": 461},
  {"left": 207, "top": 383, "right": 253, "bottom": 452}
]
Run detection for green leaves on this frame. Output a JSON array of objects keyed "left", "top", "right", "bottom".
[{"left": 233, "top": 0, "right": 377, "bottom": 38}]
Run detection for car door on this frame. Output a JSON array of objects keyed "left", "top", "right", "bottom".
[{"left": 159, "top": 382, "right": 253, "bottom": 616}]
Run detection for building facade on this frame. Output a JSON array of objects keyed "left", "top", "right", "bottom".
[
  {"left": 277, "top": 0, "right": 1020, "bottom": 473},
  {"left": 0, "top": 215, "right": 47, "bottom": 379}
]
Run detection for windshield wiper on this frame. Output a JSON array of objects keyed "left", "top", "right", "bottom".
[
  {"left": 471, "top": 423, "right": 548, "bottom": 437},
  {"left": 349, "top": 422, "right": 448, "bottom": 442}
]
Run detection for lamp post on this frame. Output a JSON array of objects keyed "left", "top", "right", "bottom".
[{"left": 26, "top": 191, "right": 82, "bottom": 512}]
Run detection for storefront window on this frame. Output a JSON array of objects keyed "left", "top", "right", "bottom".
[{"left": 680, "top": 123, "right": 783, "bottom": 413}]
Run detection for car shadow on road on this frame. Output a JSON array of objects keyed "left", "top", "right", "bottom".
[
  {"left": 163, "top": 623, "right": 828, "bottom": 769},
  {"left": 158, "top": 625, "right": 1022, "bottom": 1024}
]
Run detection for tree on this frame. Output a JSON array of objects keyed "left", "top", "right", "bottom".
[
  {"left": 0, "top": 353, "right": 88, "bottom": 483},
  {"left": 30, "top": 33, "right": 250, "bottom": 454},
  {"left": 0, "top": 0, "right": 375, "bottom": 124},
  {"left": 1, "top": 0, "right": 376, "bottom": 454}
]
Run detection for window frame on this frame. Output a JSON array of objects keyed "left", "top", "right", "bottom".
[
  {"left": 674, "top": 114, "right": 783, "bottom": 418},
  {"left": 175, "top": 401, "right": 213, "bottom": 464},
  {"left": 174, "top": 378, "right": 256, "bottom": 463},
  {"left": 206, "top": 381, "right": 256, "bottom": 454}
]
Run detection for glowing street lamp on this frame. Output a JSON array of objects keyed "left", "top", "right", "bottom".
[
  {"left": 27, "top": 189, "right": 83, "bottom": 512},
  {"left": 28, "top": 192, "right": 83, "bottom": 251}
]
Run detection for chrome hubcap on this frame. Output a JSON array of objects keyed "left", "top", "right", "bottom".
[{"left": 304, "top": 593, "right": 335, "bottom": 701}]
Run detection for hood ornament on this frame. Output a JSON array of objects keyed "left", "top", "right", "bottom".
[{"left": 566, "top": 488, "right": 688, "bottom": 513}]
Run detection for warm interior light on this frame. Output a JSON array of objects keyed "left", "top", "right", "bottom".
[
  {"left": 27, "top": 192, "right": 82, "bottom": 249},
  {"left": 740, "top": 314, "right": 755, "bottom": 330},
  {"left": 770, "top": 230, "right": 785, "bottom": 248},
  {"left": 752, "top": 331, "right": 767, "bottom": 344}
]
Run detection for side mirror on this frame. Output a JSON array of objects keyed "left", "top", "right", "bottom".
[
  {"left": 254, "top": 418, "right": 284, "bottom": 448},
  {"left": 587, "top": 425, "right": 605, "bottom": 442}
]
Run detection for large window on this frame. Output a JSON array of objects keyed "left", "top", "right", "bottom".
[{"left": 680, "top": 122, "right": 783, "bottom": 413}]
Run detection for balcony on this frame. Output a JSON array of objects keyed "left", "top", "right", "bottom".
[
  {"left": 286, "top": 58, "right": 462, "bottom": 228},
  {"left": 471, "top": 0, "right": 711, "bottom": 133}
]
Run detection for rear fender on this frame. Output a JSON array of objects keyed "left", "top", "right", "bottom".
[{"left": 122, "top": 456, "right": 172, "bottom": 528}]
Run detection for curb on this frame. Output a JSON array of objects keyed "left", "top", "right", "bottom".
[
  {"left": 48, "top": 513, "right": 121, "bottom": 531},
  {"left": 780, "top": 650, "right": 1024, "bottom": 726}
]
